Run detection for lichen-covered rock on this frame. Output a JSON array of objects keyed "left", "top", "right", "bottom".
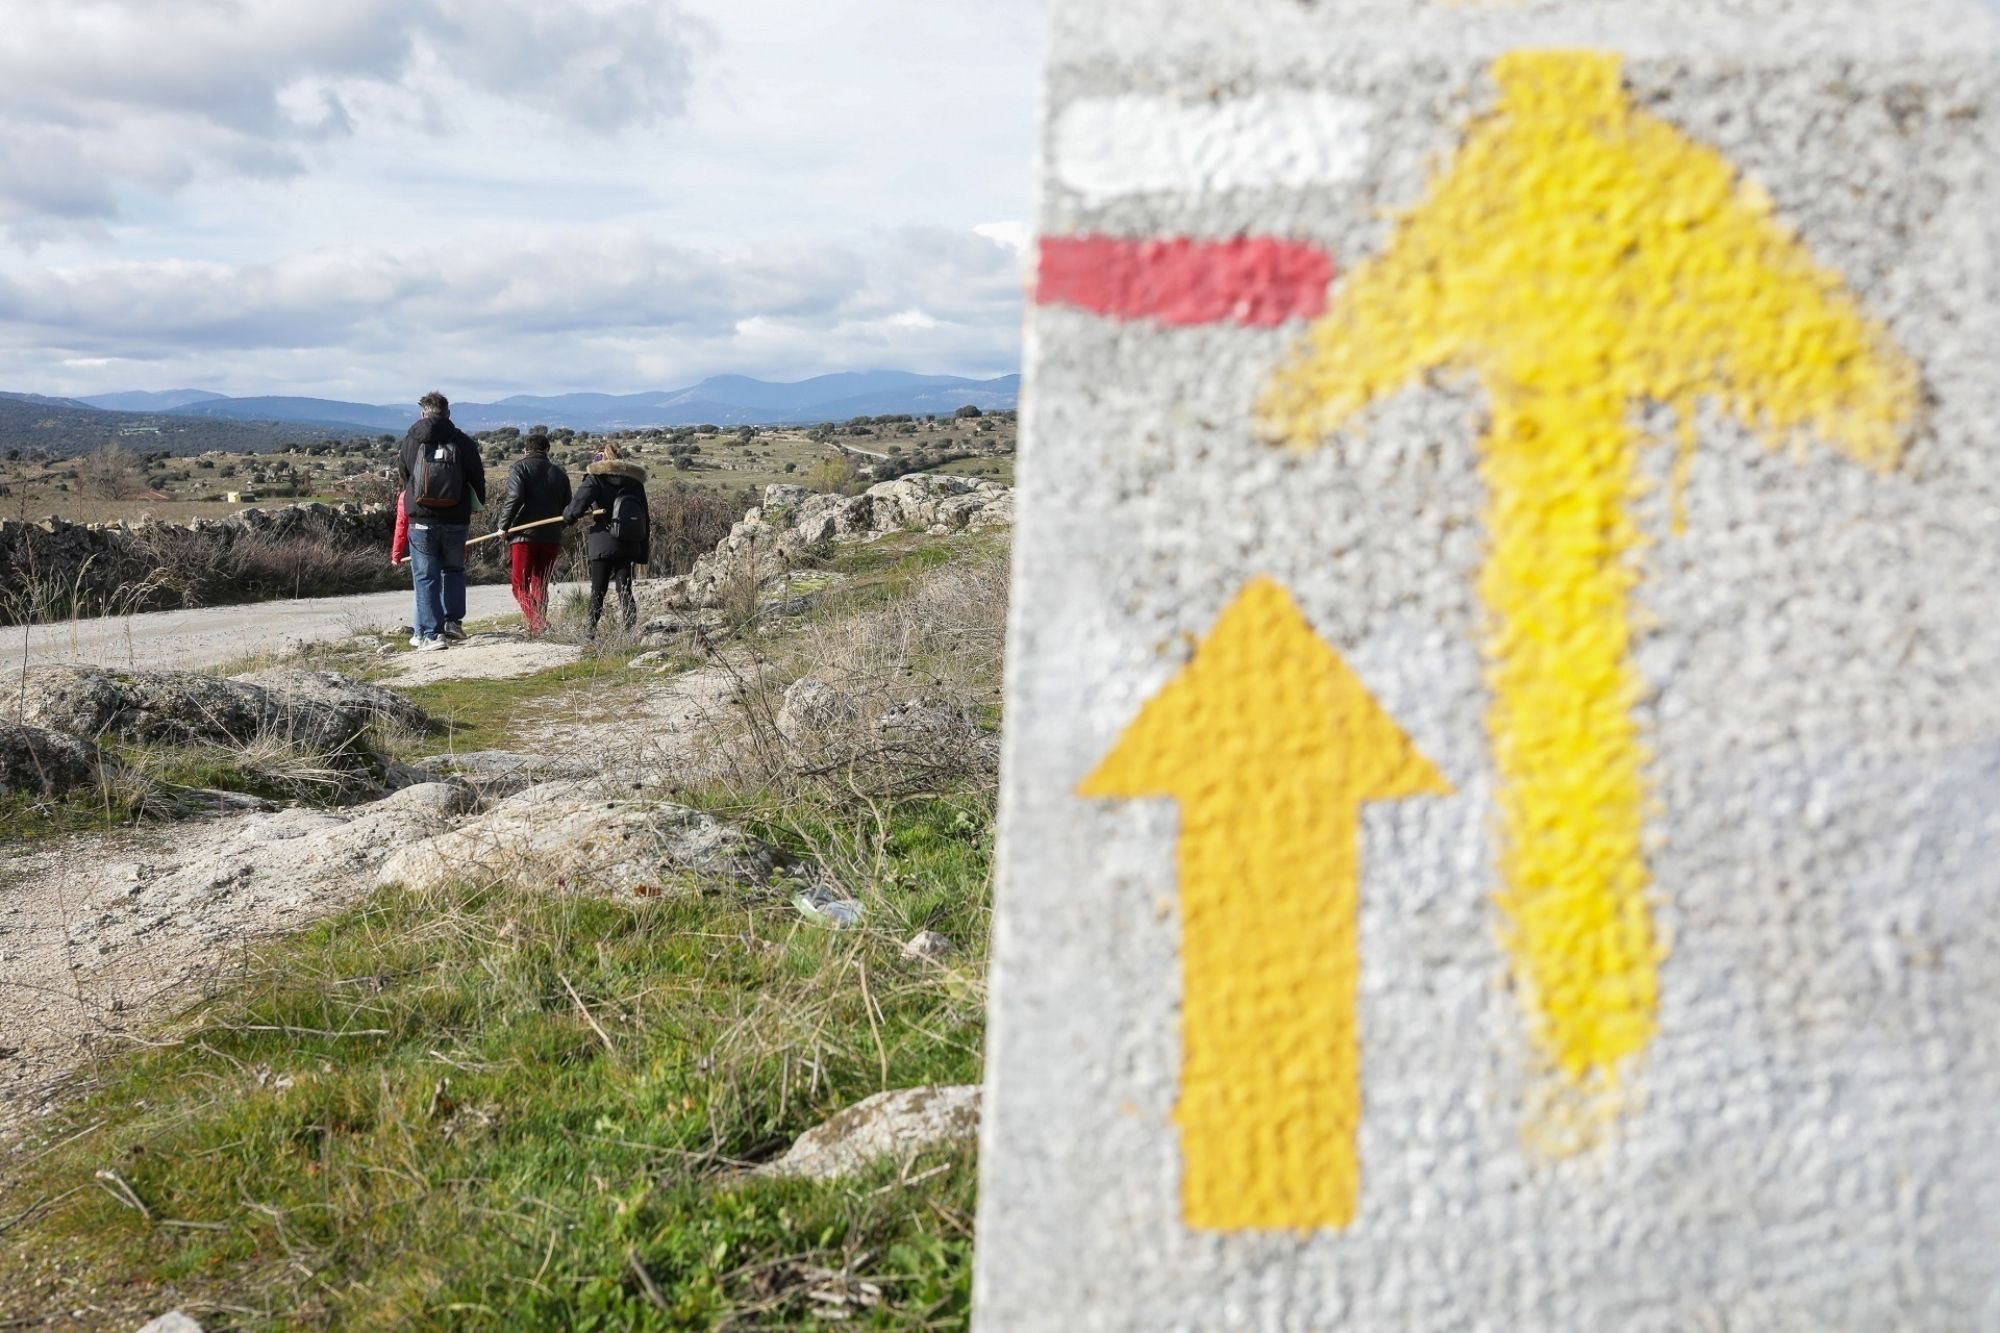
[
  {"left": 776, "top": 678, "right": 861, "bottom": 748},
  {"left": 230, "top": 668, "right": 432, "bottom": 734},
  {"left": 377, "top": 780, "right": 785, "bottom": 895},
  {"left": 667, "top": 474, "right": 1012, "bottom": 612},
  {"left": 0, "top": 722, "right": 105, "bottom": 796},
  {"left": 16, "top": 667, "right": 363, "bottom": 756},
  {"left": 410, "top": 750, "right": 599, "bottom": 799},
  {"left": 757, "top": 1086, "right": 981, "bottom": 1180}
]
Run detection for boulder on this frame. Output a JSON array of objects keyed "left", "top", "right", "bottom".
[
  {"left": 757, "top": 1086, "right": 981, "bottom": 1180},
  {"left": 135, "top": 1314, "right": 205, "bottom": 1333},
  {"left": 377, "top": 780, "right": 785, "bottom": 895},
  {"left": 230, "top": 668, "right": 432, "bottom": 734},
  {"left": 0, "top": 722, "right": 105, "bottom": 797},
  {"left": 861, "top": 474, "right": 983, "bottom": 531},
  {"left": 877, "top": 698, "right": 966, "bottom": 739},
  {"left": 776, "top": 678, "right": 860, "bottom": 748},
  {"left": 902, "top": 930, "right": 956, "bottom": 961},
  {"left": 760, "top": 483, "right": 813, "bottom": 516},
  {"left": 15, "top": 667, "right": 363, "bottom": 757}
]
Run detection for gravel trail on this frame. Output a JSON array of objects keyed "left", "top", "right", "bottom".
[{"left": 7, "top": 584, "right": 563, "bottom": 673}]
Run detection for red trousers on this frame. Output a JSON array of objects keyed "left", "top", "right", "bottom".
[{"left": 509, "top": 541, "right": 561, "bottom": 634}]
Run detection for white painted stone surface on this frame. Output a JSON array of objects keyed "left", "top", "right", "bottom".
[
  {"left": 1051, "top": 92, "right": 1374, "bottom": 202},
  {"left": 977, "top": 2, "right": 2000, "bottom": 1328}
]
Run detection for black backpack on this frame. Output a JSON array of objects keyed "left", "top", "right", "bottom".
[
  {"left": 610, "top": 488, "right": 648, "bottom": 545},
  {"left": 413, "top": 436, "right": 465, "bottom": 510}
]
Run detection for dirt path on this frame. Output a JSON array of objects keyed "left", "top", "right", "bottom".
[
  {"left": 9, "top": 583, "right": 577, "bottom": 674},
  {"left": 0, "top": 654, "right": 747, "bottom": 1145}
]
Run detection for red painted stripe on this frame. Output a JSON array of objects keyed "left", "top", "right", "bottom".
[{"left": 1036, "top": 234, "right": 1335, "bottom": 329}]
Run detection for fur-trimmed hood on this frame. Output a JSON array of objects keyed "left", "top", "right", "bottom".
[{"left": 588, "top": 458, "right": 647, "bottom": 483}]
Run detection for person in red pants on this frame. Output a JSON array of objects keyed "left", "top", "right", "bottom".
[{"left": 490, "top": 426, "right": 573, "bottom": 637}]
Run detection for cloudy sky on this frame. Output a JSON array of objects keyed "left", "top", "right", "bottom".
[{"left": 0, "top": 0, "right": 1046, "bottom": 403}]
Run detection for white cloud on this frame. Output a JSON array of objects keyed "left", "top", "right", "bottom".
[
  {"left": 0, "top": 0, "right": 707, "bottom": 238},
  {"left": 0, "top": 0, "right": 1047, "bottom": 397},
  {"left": 0, "top": 227, "right": 1026, "bottom": 398}
]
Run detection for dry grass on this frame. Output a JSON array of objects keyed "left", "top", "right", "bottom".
[{"left": 721, "top": 539, "right": 1009, "bottom": 802}]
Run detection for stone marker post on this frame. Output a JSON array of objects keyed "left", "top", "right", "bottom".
[{"left": 976, "top": 1, "right": 2000, "bottom": 1326}]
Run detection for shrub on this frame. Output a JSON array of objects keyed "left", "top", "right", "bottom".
[{"left": 648, "top": 482, "right": 749, "bottom": 576}]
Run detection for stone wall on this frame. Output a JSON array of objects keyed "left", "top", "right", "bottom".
[{"left": 0, "top": 502, "right": 402, "bottom": 624}]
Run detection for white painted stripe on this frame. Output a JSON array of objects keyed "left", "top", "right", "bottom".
[{"left": 1051, "top": 91, "right": 1373, "bottom": 203}]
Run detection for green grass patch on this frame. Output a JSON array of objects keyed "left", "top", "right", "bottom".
[
  {"left": 0, "top": 786, "right": 133, "bottom": 842},
  {"left": 392, "top": 659, "right": 660, "bottom": 759},
  {"left": 1, "top": 793, "right": 992, "bottom": 1329}
]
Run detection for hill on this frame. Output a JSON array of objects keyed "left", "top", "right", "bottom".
[
  {"left": 153, "top": 372, "right": 1022, "bottom": 434},
  {"left": 0, "top": 373, "right": 1024, "bottom": 455},
  {"left": 0, "top": 395, "right": 344, "bottom": 458},
  {"left": 76, "top": 389, "right": 228, "bottom": 412},
  {"left": 165, "top": 395, "right": 412, "bottom": 433}
]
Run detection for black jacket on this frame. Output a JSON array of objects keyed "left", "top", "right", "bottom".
[
  {"left": 564, "top": 459, "right": 650, "bottom": 564},
  {"left": 398, "top": 415, "right": 487, "bottom": 526},
  {"left": 492, "top": 452, "right": 573, "bottom": 542}
]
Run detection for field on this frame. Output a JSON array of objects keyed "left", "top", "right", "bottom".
[{"left": 0, "top": 415, "right": 1017, "bottom": 529}]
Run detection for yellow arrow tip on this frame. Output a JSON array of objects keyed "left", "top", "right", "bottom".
[
  {"left": 1255, "top": 48, "right": 1920, "bottom": 469},
  {"left": 1079, "top": 577, "right": 1450, "bottom": 802}
]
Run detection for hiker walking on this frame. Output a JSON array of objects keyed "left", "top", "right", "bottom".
[
  {"left": 397, "top": 391, "right": 487, "bottom": 650},
  {"left": 563, "top": 442, "right": 649, "bottom": 640},
  {"left": 491, "top": 426, "right": 572, "bottom": 638}
]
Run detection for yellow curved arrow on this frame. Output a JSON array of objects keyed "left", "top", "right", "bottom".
[
  {"left": 1260, "top": 52, "right": 1918, "bottom": 1091},
  {"left": 1082, "top": 577, "right": 1450, "bottom": 1230}
]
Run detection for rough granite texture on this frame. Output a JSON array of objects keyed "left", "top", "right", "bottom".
[{"left": 975, "top": 3, "right": 2000, "bottom": 1329}]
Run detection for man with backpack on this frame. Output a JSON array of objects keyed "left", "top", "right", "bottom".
[
  {"left": 397, "top": 391, "right": 487, "bottom": 649},
  {"left": 492, "top": 426, "right": 573, "bottom": 637},
  {"left": 563, "top": 442, "right": 649, "bottom": 641}
]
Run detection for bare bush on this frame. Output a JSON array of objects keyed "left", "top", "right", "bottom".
[
  {"left": 725, "top": 544, "right": 1010, "bottom": 799},
  {"left": 76, "top": 444, "right": 144, "bottom": 500},
  {"left": 650, "top": 482, "right": 748, "bottom": 575}
]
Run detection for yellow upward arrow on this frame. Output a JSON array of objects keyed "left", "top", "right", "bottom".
[
  {"left": 1260, "top": 52, "right": 1918, "bottom": 1091},
  {"left": 1081, "top": 577, "right": 1450, "bottom": 1231}
]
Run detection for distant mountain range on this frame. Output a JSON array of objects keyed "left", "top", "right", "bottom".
[
  {"left": 77, "top": 389, "right": 229, "bottom": 412},
  {"left": 0, "top": 373, "right": 1020, "bottom": 458},
  {"left": 0, "top": 394, "right": 345, "bottom": 458}
]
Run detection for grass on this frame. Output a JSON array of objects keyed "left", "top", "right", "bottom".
[
  {"left": 1, "top": 523, "right": 1010, "bottom": 1327},
  {"left": 0, "top": 786, "right": 133, "bottom": 842},
  {"left": 392, "top": 658, "right": 661, "bottom": 759},
  {"left": 0, "top": 790, "right": 992, "bottom": 1329}
]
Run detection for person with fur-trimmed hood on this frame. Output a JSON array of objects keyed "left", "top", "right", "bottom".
[{"left": 563, "top": 442, "right": 649, "bottom": 640}]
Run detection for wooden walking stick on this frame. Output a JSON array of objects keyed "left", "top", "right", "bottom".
[{"left": 465, "top": 514, "right": 568, "bottom": 548}]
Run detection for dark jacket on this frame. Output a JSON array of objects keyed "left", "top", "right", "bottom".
[
  {"left": 564, "top": 458, "right": 650, "bottom": 564},
  {"left": 492, "top": 452, "right": 573, "bottom": 543},
  {"left": 398, "top": 415, "right": 487, "bottom": 526}
]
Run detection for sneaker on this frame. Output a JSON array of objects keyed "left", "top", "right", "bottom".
[
  {"left": 441, "top": 621, "right": 467, "bottom": 642},
  {"left": 416, "top": 637, "right": 449, "bottom": 652},
  {"left": 408, "top": 633, "right": 425, "bottom": 648}
]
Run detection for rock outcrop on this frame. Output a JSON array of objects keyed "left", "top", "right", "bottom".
[
  {"left": 15, "top": 667, "right": 368, "bottom": 756},
  {"left": 12, "top": 666, "right": 427, "bottom": 766},
  {"left": 0, "top": 722, "right": 106, "bottom": 797},
  {"left": 62, "top": 781, "right": 478, "bottom": 959},
  {"left": 377, "top": 780, "right": 785, "bottom": 895},
  {"left": 650, "top": 473, "right": 1012, "bottom": 615},
  {"left": 230, "top": 667, "right": 433, "bottom": 735}
]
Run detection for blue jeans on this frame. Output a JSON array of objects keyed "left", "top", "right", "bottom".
[{"left": 409, "top": 523, "right": 468, "bottom": 639}]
